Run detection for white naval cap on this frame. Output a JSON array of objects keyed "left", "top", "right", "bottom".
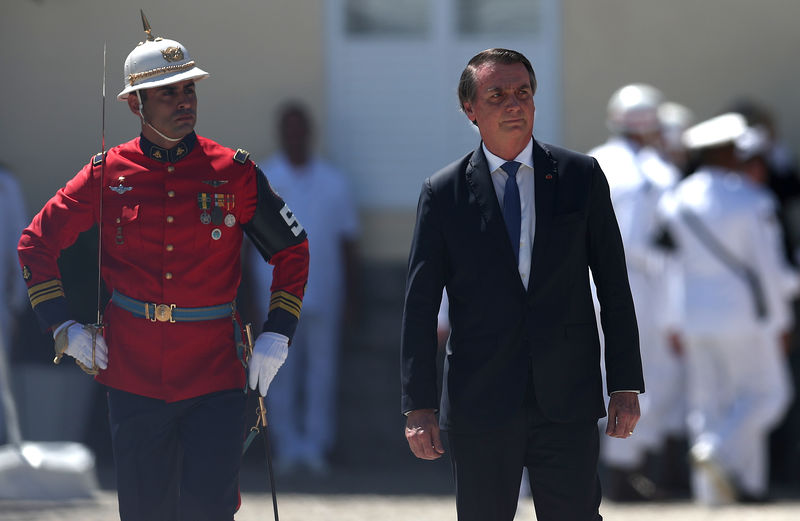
[{"left": 681, "top": 112, "right": 748, "bottom": 150}]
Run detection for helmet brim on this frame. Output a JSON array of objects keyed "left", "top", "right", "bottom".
[{"left": 117, "top": 66, "right": 209, "bottom": 100}]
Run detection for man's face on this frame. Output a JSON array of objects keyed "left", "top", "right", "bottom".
[
  {"left": 136, "top": 79, "right": 197, "bottom": 139},
  {"left": 462, "top": 62, "right": 535, "bottom": 156},
  {"left": 280, "top": 111, "right": 311, "bottom": 165}
]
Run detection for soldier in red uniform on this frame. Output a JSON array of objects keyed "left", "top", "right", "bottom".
[{"left": 17, "top": 17, "right": 308, "bottom": 521}]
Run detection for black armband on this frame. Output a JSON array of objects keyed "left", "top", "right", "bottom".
[{"left": 243, "top": 167, "right": 308, "bottom": 261}]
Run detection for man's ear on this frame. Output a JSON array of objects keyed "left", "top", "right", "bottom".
[
  {"left": 462, "top": 101, "right": 476, "bottom": 123},
  {"left": 127, "top": 93, "right": 141, "bottom": 115}
]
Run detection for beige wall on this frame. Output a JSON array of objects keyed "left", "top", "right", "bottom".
[
  {"left": 375, "top": 0, "right": 800, "bottom": 262},
  {"left": 0, "top": 0, "right": 324, "bottom": 211},
  {"left": 562, "top": 0, "right": 800, "bottom": 154},
  {"left": 5, "top": 1, "right": 800, "bottom": 263}
]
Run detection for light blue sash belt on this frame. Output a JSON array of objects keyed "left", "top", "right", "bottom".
[{"left": 111, "top": 290, "right": 234, "bottom": 322}]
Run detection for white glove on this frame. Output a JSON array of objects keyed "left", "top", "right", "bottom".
[
  {"left": 248, "top": 332, "right": 289, "bottom": 397},
  {"left": 53, "top": 320, "right": 108, "bottom": 370}
]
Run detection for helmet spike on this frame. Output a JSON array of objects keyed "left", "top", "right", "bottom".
[{"left": 140, "top": 9, "right": 155, "bottom": 41}]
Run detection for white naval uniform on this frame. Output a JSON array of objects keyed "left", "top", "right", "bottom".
[
  {"left": 588, "top": 137, "right": 683, "bottom": 470},
  {"left": 657, "top": 167, "right": 793, "bottom": 503},
  {"left": 249, "top": 153, "right": 359, "bottom": 466},
  {"left": 0, "top": 168, "right": 29, "bottom": 444}
]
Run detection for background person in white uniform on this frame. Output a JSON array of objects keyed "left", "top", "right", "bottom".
[
  {"left": 657, "top": 101, "right": 695, "bottom": 176},
  {"left": 656, "top": 113, "right": 793, "bottom": 505},
  {"left": 588, "top": 84, "right": 684, "bottom": 501},
  {"left": 0, "top": 163, "right": 29, "bottom": 445},
  {"left": 248, "top": 102, "right": 360, "bottom": 474}
]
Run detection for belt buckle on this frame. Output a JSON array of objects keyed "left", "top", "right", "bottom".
[{"left": 152, "top": 303, "right": 176, "bottom": 323}]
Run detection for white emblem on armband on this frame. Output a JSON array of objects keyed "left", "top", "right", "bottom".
[{"left": 279, "top": 204, "right": 304, "bottom": 237}]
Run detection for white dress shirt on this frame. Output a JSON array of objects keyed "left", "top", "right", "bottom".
[{"left": 483, "top": 138, "right": 535, "bottom": 289}]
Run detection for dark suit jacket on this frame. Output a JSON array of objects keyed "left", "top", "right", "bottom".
[{"left": 401, "top": 139, "right": 644, "bottom": 433}]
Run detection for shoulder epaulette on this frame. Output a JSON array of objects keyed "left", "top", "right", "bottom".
[
  {"left": 91, "top": 153, "right": 104, "bottom": 167},
  {"left": 233, "top": 149, "right": 250, "bottom": 164}
]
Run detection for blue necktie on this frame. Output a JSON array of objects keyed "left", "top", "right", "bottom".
[{"left": 501, "top": 161, "right": 521, "bottom": 262}]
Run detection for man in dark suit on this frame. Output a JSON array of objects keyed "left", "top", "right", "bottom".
[{"left": 401, "top": 48, "right": 644, "bottom": 521}]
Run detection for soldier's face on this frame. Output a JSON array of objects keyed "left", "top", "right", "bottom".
[{"left": 139, "top": 80, "right": 197, "bottom": 139}]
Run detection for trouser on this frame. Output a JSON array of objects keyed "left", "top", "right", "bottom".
[
  {"left": 447, "top": 398, "right": 602, "bottom": 521},
  {"left": 684, "top": 330, "right": 791, "bottom": 499},
  {"left": 268, "top": 311, "right": 340, "bottom": 461},
  {"left": 107, "top": 388, "right": 247, "bottom": 521}
]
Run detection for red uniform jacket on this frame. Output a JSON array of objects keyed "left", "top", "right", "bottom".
[{"left": 19, "top": 133, "right": 309, "bottom": 401}]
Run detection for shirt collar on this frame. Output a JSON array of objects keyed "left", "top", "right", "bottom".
[
  {"left": 482, "top": 137, "right": 534, "bottom": 175},
  {"left": 139, "top": 131, "right": 197, "bottom": 163}
]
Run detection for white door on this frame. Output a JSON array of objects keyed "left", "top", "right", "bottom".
[{"left": 325, "top": 0, "right": 563, "bottom": 208}]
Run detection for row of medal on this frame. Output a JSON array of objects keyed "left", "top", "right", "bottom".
[{"left": 198, "top": 193, "right": 236, "bottom": 241}]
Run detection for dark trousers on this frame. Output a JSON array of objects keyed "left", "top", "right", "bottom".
[
  {"left": 107, "top": 388, "right": 247, "bottom": 521},
  {"left": 447, "top": 399, "right": 602, "bottom": 521}
]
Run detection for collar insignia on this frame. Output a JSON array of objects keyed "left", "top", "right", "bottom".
[{"left": 140, "top": 132, "right": 197, "bottom": 163}]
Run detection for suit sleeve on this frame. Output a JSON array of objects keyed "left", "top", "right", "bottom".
[
  {"left": 242, "top": 166, "right": 309, "bottom": 339},
  {"left": 586, "top": 159, "right": 644, "bottom": 395},
  {"left": 401, "top": 179, "right": 446, "bottom": 414},
  {"left": 18, "top": 162, "right": 99, "bottom": 331}
]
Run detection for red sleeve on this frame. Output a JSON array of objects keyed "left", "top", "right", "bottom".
[{"left": 18, "top": 161, "right": 99, "bottom": 330}]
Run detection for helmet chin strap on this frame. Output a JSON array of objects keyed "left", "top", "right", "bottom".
[{"left": 137, "top": 91, "right": 182, "bottom": 143}]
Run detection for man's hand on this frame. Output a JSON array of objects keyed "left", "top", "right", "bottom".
[
  {"left": 405, "top": 409, "right": 445, "bottom": 460},
  {"left": 53, "top": 320, "right": 108, "bottom": 372},
  {"left": 248, "top": 332, "right": 289, "bottom": 397},
  {"left": 605, "top": 391, "right": 640, "bottom": 439}
]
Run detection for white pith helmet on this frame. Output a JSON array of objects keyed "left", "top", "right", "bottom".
[
  {"left": 658, "top": 101, "right": 695, "bottom": 151},
  {"left": 117, "top": 10, "right": 209, "bottom": 100},
  {"left": 606, "top": 83, "right": 664, "bottom": 135}
]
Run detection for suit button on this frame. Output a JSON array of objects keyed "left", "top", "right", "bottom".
[
  {"left": 166, "top": 215, "right": 174, "bottom": 223},
  {"left": 166, "top": 244, "right": 174, "bottom": 252},
  {"left": 165, "top": 272, "right": 173, "bottom": 280},
  {"left": 167, "top": 190, "right": 175, "bottom": 198},
  {"left": 167, "top": 166, "right": 175, "bottom": 173}
]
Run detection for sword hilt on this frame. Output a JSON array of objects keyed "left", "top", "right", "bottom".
[
  {"left": 244, "top": 323, "right": 269, "bottom": 428},
  {"left": 75, "top": 322, "right": 105, "bottom": 376},
  {"left": 244, "top": 322, "right": 255, "bottom": 363}
]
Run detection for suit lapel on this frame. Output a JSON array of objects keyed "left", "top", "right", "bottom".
[
  {"left": 529, "top": 140, "right": 558, "bottom": 295},
  {"left": 464, "top": 144, "right": 521, "bottom": 273}
]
